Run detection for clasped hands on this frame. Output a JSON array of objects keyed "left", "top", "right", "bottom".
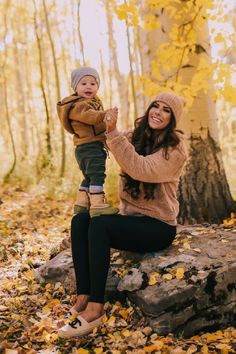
[{"left": 104, "top": 107, "right": 118, "bottom": 133}]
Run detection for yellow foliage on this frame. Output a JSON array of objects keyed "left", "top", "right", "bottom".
[
  {"left": 162, "top": 273, "right": 173, "bottom": 280},
  {"left": 144, "top": 340, "right": 164, "bottom": 352},
  {"left": 122, "top": 0, "right": 236, "bottom": 110},
  {"left": 223, "top": 212, "right": 236, "bottom": 227},
  {"left": 175, "top": 267, "right": 185, "bottom": 280},
  {"left": 94, "top": 348, "right": 104, "bottom": 354},
  {"left": 119, "top": 308, "right": 129, "bottom": 320},
  {"left": 148, "top": 271, "right": 160, "bottom": 285},
  {"left": 214, "top": 32, "right": 225, "bottom": 44},
  {"left": 76, "top": 349, "right": 90, "bottom": 354},
  {"left": 143, "top": 14, "right": 160, "bottom": 31},
  {"left": 122, "top": 329, "right": 130, "bottom": 337},
  {"left": 114, "top": 1, "right": 139, "bottom": 26}
]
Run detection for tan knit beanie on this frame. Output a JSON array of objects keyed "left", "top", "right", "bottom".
[
  {"left": 71, "top": 67, "right": 100, "bottom": 91},
  {"left": 154, "top": 92, "right": 185, "bottom": 123}
]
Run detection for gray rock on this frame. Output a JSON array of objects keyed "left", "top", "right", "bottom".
[
  {"left": 34, "top": 249, "right": 120, "bottom": 301},
  {"left": 129, "top": 227, "right": 236, "bottom": 337},
  {"left": 117, "top": 268, "right": 145, "bottom": 292},
  {"left": 35, "top": 249, "right": 76, "bottom": 293}
]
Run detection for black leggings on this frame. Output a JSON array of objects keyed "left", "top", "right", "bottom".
[{"left": 70, "top": 212, "right": 176, "bottom": 303}]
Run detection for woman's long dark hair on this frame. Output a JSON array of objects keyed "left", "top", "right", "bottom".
[{"left": 123, "top": 101, "right": 183, "bottom": 200}]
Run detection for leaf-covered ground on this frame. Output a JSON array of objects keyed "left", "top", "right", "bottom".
[{"left": 0, "top": 184, "right": 236, "bottom": 354}]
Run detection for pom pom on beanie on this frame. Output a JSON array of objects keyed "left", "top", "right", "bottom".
[{"left": 71, "top": 67, "right": 100, "bottom": 91}]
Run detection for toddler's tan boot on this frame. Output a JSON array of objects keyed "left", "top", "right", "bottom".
[
  {"left": 89, "top": 193, "right": 119, "bottom": 217},
  {"left": 74, "top": 190, "right": 89, "bottom": 214}
]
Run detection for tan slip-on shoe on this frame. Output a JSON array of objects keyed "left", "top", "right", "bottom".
[
  {"left": 58, "top": 314, "right": 103, "bottom": 338},
  {"left": 69, "top": 307, "right": 79, "bottom": 316}
]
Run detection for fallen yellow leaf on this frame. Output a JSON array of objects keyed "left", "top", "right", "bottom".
[
  {"left": 215, "top": 343, "right": 231, "bottom": 350},
  {"left": 77, "top": 349, "right": 90, "bottom": 354},
  {"left": 94, "top": 348, "right": 104, "bottom": 354},
  {"left": 201, "top": 344, "right": 209, "bottom": 354},
  {"left": 176, "top": 267, "right": 185, "bottom": 280},
  {"left": 148, "top": 272, "right": 160, "bottom": 285},
  {"left": 144, "top": 340, "right": 164, "bottom": 352},
  {"left": 186, "top": 344, "right": 197, "bottom": 353},
  {"left": 0, "top": 305, "right": 8, "bottom": 311},
  {"left": 107, "top": 315, "right": 116, "bottom": 326},
  {"left": 183, "top": 242, "right": 191, "bottom": 249},
  {"left": 163, "top": 273, "right": 173, "bottom": 280},
  {"left": 119, "top": 308, "right": 129, "bottom": 320},
  {"left": 122, "top": 329, "right": 130, "bottom": 337}
]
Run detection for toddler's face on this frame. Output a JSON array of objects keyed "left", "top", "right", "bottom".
[{"left": 76, "top": 75, "right": 98, "bottom": 98}]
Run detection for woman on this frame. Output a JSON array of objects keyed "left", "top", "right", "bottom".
[{"left": 58, "top": 92, "right": 188, "bottom": 338}]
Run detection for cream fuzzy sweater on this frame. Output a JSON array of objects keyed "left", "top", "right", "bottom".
[{"left": 106, "top": 129, "right": 188, "bottom": 225}]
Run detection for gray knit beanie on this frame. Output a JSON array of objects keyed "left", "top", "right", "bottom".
[
  {"left": 71, "top": 67, "right": 100, "bottom": 91},
  {"left": 154, "top": 92, "right": 185, "bottom": 123}
]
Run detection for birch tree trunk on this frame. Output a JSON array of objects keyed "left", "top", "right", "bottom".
[
  {"left": 2, "top": 1, "right": 17, "bottom": 181},
  {"left": 12, "top": 34, "right": 28, "bottom": 158},
  {"left": 42, "top": 0, "right": 66, "bottom": 178},
  {"left": 33, "top": 0, "right": 52, "bottom": 171},
  {"left": 77, "top": 0, "right": 86, "bottom": 66},
  {"left": 146, "top": 4, "right": 235, "bottom": 223},
  {"left": 125, "top": 16, "right": 138, "bottom": 123},
  {"left": 134, "top": 0, "right": 151, "bottom": 112},
  {"left": 105, "top": 0, "right": 130, "bottom": 130},
  {"left": 133, "top": 26, "right": 148, "bottom": 114},
  {"left": 22, "top": 19, "right": 38, "bottom": 164}
]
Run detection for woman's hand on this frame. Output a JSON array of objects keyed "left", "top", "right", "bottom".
[{"left": 104, "top": 107, "right": 118, "bottom": 133}]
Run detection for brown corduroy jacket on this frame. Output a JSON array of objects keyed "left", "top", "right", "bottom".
[{"left": 57, "top": 94, "right": 107, "bottom": 146}]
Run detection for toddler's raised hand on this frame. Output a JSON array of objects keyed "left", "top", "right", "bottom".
[
  {"left": 112, "top": 106, "right": 118, "bottom": 116},
  {"left": 104, "top": 109, "right": 118, "bottom": 133}
]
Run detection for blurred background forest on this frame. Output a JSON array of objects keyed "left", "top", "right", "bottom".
[{"left": 0, "top": 0, "right": 236, "bottom": 223}]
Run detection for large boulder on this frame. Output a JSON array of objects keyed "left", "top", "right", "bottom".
[
  {"left": 35, "top": 224, "right": 236, "bottom": 337},
  {"left": 34, "top": 248, "right": 121, "bottom": 302}
]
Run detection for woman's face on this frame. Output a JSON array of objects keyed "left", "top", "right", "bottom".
[{"left": 148, "top": 101, "right": 172, "bottom": 130}]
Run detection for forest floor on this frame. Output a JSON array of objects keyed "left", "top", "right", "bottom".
[{"left": 0, "top": 184, "right": 236, "bottom": 354}]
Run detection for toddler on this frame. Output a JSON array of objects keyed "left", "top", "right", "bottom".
[{"left": 57, "top": 66, "right": 118, "bottom": 217}]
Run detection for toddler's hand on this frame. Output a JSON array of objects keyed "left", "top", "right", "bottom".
[
  {"left": 112, "top": 106, "right": 118, "bottom": 115},
  {"left": 104, "top": 109, "right": 117, "bottom": 133}
]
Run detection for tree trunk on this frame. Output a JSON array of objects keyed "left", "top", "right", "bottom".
[
  {"left": 144, "top": 3, "right": 235, "bottom": 223},
  {"left": 2, "top": 1, "right": 17, "bottom": 182},
  {"left": 133, "top": 26, "right": 148, "bottom": 114},
  {"left": 22, "top": 19, "right": 38, "bottom": 166},
  {"left": 99, "top": 50, "right": 109, "bottom": 107},
  {"left": 33, "top": 0, "right": 52, "bottom": 164},
  {"left": 105, "top": 0, "right": 130, "bottom": 130},
  {"left": 125, "top": 16, "right": 138, "bottom": 123},
  {"left": 77, "top": 0, "right": 86, "bottom": 66},
  {"left": 12, "top": 35, "right": 28, "bottom": 158},
  {"left": 42, "top": 0, "right": 66, "bottom": 178},
  {"left": 178, "top": 133, "right": 235, "bottom": 223}
]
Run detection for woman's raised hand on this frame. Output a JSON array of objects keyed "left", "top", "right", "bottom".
[{"left": 104, "top": 107, "right": 118, "bottom": 133}]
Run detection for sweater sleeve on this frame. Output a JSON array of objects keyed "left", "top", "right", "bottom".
[
  {"left": 70, "top": 101, "right": 106, "bottom": 125},
  {"left": 106, "top": 129, "right": 188, "bottom": 183}
]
